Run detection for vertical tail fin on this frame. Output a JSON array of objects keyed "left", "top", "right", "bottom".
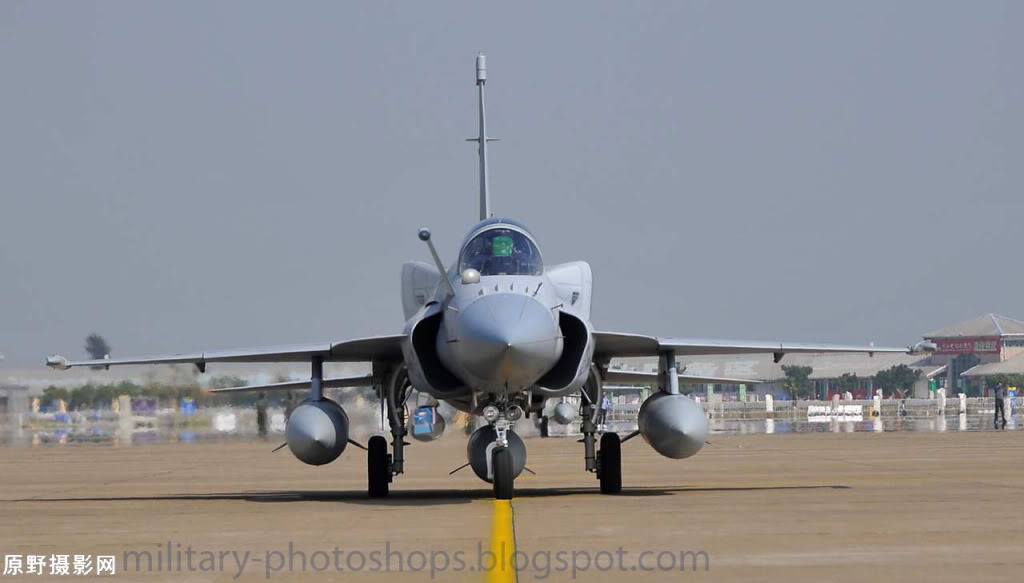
[{"left": 468, "top": 53, "right": 498, "bottom": 221}]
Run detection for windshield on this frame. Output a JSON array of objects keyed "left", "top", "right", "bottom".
[{"left": 460, "top": 228, "right": 543, "bottom": 276}]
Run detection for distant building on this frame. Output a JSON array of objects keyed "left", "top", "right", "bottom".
[
  {"left": 920, "top": 314, "right": 1024, "bottom": 396},
  {"left": 960, "top": 353, "right": 1024, "bottom": 391}
]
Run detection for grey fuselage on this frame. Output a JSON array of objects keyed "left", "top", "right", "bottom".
[{"left": 399, "top": 219, "right": 596, "bottom": 413}]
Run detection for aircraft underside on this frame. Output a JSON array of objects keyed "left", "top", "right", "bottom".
[{"left": 283, "top": 356, "right": 709, "bottom": 499}]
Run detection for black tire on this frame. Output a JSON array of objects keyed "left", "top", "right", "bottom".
[
  {"left": 368, "top": 435, "right": 390, "bottom": 498},
  {"left": 599, "top": 432, "right": 622, "bottom": 494},
  {"left": 492, "top": 446, "right": 515, "bottom": 500}
]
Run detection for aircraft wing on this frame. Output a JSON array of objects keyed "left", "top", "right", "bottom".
[
  {"left": 593, "top": 331, "right": 934, "bottom": 362},
  {"left": 46, "top": 335, "right": 405, "bottom": 370},
  {"left": 209, "top": 375, "right": 376, "bottom": 393},
  {"left": 602, "top": 369, "right": 760, "bottom": 386}
]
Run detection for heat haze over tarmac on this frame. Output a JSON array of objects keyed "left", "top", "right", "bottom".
[{"left": 2, "top": 432, "right": 1022, "bottom": 582}]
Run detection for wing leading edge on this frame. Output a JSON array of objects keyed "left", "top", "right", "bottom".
[
  {"left": 593, "top": 331, "right": 935, "bottom": 361},
  {"left": 46, "top": 335, "right": 405, "bottom": 371},
  {"left": 209, "top": 375, "right": 376, "bottom": 393},
  {"left": 602, "top": 369, "right": 761, "bottom": 386}
]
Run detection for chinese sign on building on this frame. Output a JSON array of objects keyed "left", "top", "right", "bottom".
[{"left": 933, "top": 337, "right": 1001, "bottom": 355}]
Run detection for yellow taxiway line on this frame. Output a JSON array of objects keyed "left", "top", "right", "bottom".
[{"left": 486, "top": 499, "right": 517, "bottom": 583}]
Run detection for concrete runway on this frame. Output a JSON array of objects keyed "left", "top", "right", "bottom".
[{"left": 2, "top": 430, "right": 1022, "bottom": 582}]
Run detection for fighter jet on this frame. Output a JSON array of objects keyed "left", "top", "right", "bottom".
[{"left": 47, "top": 55, "right": 935, "bottom": 499}]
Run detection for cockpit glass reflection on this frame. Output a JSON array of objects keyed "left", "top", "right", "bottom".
[{"left": 460, "top": 228, "right": 542, "bottom": 276}]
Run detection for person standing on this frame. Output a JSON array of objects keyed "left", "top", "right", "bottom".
[
  {"left": 255, "top": 392, "right": 269, "bottom": 438},
  {"left": 993, "top": 382, "right": 1007, "bottom": 428},
  {"left": 599, "top": 394, "right": 612, "bottom": 429},
  {"left": 282, "top": 391, "right": 297, "bottom": 421}
]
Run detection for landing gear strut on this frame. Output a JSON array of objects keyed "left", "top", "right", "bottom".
[
  {"left": 484, "top": 402, "right": 523, "bottom": 499},
  {"left": 367, "top": 366, "right": 410, "bottom": 498},
  {"left": 582, "top": 365, "right": 621, "bottom": 494}
]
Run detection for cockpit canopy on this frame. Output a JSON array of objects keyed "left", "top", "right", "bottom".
[{"left": 459, "top": 226, "right": 543, "bottom": 276}]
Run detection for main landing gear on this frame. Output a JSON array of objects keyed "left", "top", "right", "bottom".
[
  {"left": 597, "top": 432, "right": 622, "bottom": 494},
  {"left": 367, "top": 435, "right": 391, "bottom": 498},
  {"left": 367, "top": 367, "right": 411, "bottom": 498},
  {"left": 582, "top": 366, "right": 621, "bottom": 494}
]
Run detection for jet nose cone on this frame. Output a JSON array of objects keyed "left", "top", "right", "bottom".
[{"left": 454, "top": 294, "right": 563, "bottom": 389}]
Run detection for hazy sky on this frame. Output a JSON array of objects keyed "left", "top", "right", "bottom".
[{"left": 1, "top": 1, "right": 1021, "bottom": 367}]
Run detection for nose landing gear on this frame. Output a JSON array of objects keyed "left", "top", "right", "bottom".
[
  {"left": 485, "top": 402, "right": 524, "bottom": 500},
  {"left": 490, "top": 406, "right": 517, "bottom": 500},
  {"left": 492, "top": 446, "right": 515, "bottom": 500}
]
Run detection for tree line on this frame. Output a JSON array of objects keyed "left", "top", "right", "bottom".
[
  {"left": 39, "top": 376, "right": 262, "bottom": 411},
  {"left": 781, "top": 364, "right": 925, "bottom": 400},
  {"left": 39, "top": 375, "right": 377, "bottom": 411}
]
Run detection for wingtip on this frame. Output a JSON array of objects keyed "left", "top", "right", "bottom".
[
  {"left": 909, "top": 341, "right": 937, "bottom": 354},
  {"left": 46, "top": 355, "right": 71, "bottom": 370}
]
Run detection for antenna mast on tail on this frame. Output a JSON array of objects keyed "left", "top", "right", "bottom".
[{"left": 469, "top": 53, "right": 498, "bottom": 221}]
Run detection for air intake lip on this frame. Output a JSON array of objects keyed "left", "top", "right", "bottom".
[{"left": 536, "top": 310, "right": 589, "bottom": 391}]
